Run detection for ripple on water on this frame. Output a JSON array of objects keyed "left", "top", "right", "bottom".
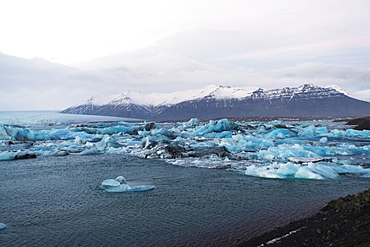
[{"left": 1, "top": 154, "right": 369, "bottom": 246}]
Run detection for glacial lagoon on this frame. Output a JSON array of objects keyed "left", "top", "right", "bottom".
[{"left": 0, "top": 111, "right": 369, "bottom": 246}]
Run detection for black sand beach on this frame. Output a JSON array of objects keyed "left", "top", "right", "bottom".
[{"left": 237, "top": 188, "right": 370, "bottom": 247}]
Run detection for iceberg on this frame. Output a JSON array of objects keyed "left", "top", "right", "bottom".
[
  {"left": 243, "top": 161, "right": 370, "bottom": 180},
  {"left": 95, "top": 135, "right": 122, "bottom": 150},
  {"left": 294, "top": 166, "right": 324, "bottom": 179},
  {"left": 100, "top": 176, "right": 154, "bottom": 192},
  {"left": 182, "top": 118, "right": 199, "bottom": 128},
  {"left": 0, "top": 223, "right": 6, "bottom": 230},
  {"left": 1, "top": 117, "right": 370, "bottom": 181}
]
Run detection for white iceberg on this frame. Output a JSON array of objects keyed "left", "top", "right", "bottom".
[{"left": 100, "top": 176, "right": 154, "bottom": 192}]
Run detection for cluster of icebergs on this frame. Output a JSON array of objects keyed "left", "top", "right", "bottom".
[{"left": 1, "top": 118, "right": 370, "bottom": 180}]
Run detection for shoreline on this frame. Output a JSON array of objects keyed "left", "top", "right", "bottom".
[{"left": 236, "top": 188, "right": 370, "bottom": 247}]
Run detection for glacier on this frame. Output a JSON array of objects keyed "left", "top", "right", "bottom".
[{"left": 1, "top": 117, "right": 370, "bottom": 180}]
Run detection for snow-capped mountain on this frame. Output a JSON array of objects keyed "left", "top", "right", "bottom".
[
  {"left": 62, "top": 84, "right": 370, "bottom": 120},
  {"left": 73, "top": 85, "right": 259, "bottom": 107}
]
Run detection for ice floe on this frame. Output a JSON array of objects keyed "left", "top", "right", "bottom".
[
  {"left": 1, "top": 118, "right": 370, "bottom": 180},
  {"left": 100, "top": 176, "right": 154, "bottom": 192},
  {"left": 0, "top": 223, "right": 6, "bottom": 230}
]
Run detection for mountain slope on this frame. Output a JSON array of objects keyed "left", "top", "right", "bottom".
[{"left": 61, "top": 84, "right": 370, "bottom": 120}]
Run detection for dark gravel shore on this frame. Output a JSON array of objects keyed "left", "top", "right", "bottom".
[{"left": 237, "top": 188, "right": 370, "bottom": 247}]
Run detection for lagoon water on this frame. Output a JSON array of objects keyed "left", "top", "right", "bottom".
[
  {"left": 1, "top": 154, "right": 369, "bottom": 247},
  {"left": 0, "top": 111, "right": 369, "bottom": 246}
]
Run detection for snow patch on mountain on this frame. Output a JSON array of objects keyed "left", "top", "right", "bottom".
[
  {"left": 79, "top": 85, "right": 259, "bottom": 107},
  {"left": 71, "top": 84, "right": 349, "bottom": 110},
  {"left": 325, "top": 85, "right": 349, "bottom": 95}
]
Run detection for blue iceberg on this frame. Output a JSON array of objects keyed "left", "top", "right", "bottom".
[{"left": 0, "top": 223, "right": 6, "bottom": 230}]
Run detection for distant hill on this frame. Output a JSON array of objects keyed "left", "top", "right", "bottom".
[{"left": 61, "top": 84, "right": 370, "bottom": 121}]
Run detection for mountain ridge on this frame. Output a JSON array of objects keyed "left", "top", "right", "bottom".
[{"left": 61, "top": 84, "right": 370, "bottom": 121}]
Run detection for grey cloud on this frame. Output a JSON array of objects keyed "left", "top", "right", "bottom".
[{"left": 272, "top": 63, "right": 367, "bottom": 80}]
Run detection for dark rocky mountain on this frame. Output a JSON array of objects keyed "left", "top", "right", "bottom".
[{"left": 61, "top": 84, "right": 370, "bottom": 121}]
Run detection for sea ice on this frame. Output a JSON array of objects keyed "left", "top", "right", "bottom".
[
  {"left": 0, "top": 151, "right": 16, "bottom": 160},
  {"left": 319, "top": 137, "right": 328, "bottom": 143},
  {"left": 100, "top": 178, "right": 121, "bottom": 189},
  {"left": 2, "top": 117, "right": 370, "bottom": 181},
  {"left": 100, "top": 176, "right": 154, "bottom": 192},
  {"left": 242, "top": 161, "right": 369, "bottom": 180},
  {"left": 294, "top": 166, "right": 324, "bottom": 179},
  {"left": 182, "top": 118, "right": 199, "bottom": 128},
  {"left": 80, "top": 148, "right": 103, "bottom": 155},
  {"left": 0, "top": 223, "right": 6, "bottom": 230},
  {"left": 264, "top": 129, "right": 297, "bottom": 139},
  {"left": 95, "top": 135, "right": 122, "bottom": 150}
]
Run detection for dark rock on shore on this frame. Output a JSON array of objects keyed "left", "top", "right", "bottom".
[
  {"left": 237, "top": 188, "right": 370, "bottom": 247},
  {"left": 346, "top": 117, "right": 370, "bottom": 130}
]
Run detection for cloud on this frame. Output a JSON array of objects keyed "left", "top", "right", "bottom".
[
  {"left": 352, "top": 89, "right": 370, "bottom": 102},
  {"left": 1, "top": 51, "right": 370, "bottom": 111},
  {"left": 270, "top": 63, "right": 369, "bottom": 80},
  {"left": 1, "top": 0, "right": 370, "bottom": 111}
]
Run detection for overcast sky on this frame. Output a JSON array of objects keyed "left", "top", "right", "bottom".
[{"left": 0, "top": 0, "right": 369, "bottom": 110}]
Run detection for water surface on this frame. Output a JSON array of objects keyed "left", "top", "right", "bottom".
[{"left": 1, "top": 154, "right": 369, "bottom": 246}]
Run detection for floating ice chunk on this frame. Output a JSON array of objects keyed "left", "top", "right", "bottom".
[
  {"left": 330, "top": 129, "right": 370, "bottom": 137},
  {"left": 276, "top": 163, "right": 298, "bottom": 176},
  {"left": 319, "top": 137, "right": 328, "bottom": 143},
  {"left": 97, "top": 126, "right": 139, "bottom": 135},
  {"left": 244, "top": 161, "right": 370, "bottom": 180},
  {"left": 100, "top": 179, "right": 121, "bottom": 189},
  {"left": 75, "top": 136, "right": 86, "bottom": 144},
  {"left": 194, "top": 126, "right": 214, "bottom": 135},
  {"left": 100, "top": 176, "right": 154, "bottom": 192},
  {"left": 80, "top": 149, "right": 102, "bottom": 155},
  {"left": 0, "top": 223, "right": 6, "bottom": 230},
  {"left": 95, "top": 135, "right": 122, "bottom": 150},
  {"left": 104, "top": 183, "right": 132, "bottom": 192},
  {"left": 232, "top": 134, "right": 244, "bottom": 142},
  {"left": 105, "top": 184, "right": 155, "bottom": 192},
  {"left": 299, "top": 125, "right": 316, "bottom": 137},
  {"left": 330, "top": 164, "right": 370, "bottom": 174},
  {"left": 0, "top": 151, "right": 37, "bottom": 160},
  {"left": 316, "top": 127, "right": 328, "bottom": 134},
  {"left": 34, "top": 150, "right": 68, "bottom": 157},
  {"left": 0, "top": 151, "right": 16, "bottom": 160},
  {"left": 307, "top": 163, "right": 338, "bottom": 179},
  {"left": 264, "top": 154, "right": 275, "bottom": 161},
  {"left": 264, "top": 129, "right": 297, "bottom": 139},
  {"left": 244, "top": 165, "right": 284, "bottom": 179},
  {"left": 183, "top": 118, "right": 199, "bottom": 128},
  {"left": 193, "top": 119, "right": 239, "bottom": 135},
  {"left": 294, "top": 167, "right": 324, "bottom": 179},
  {"left": 115, "top": 176, "right": 127, "bottom": 184}
]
